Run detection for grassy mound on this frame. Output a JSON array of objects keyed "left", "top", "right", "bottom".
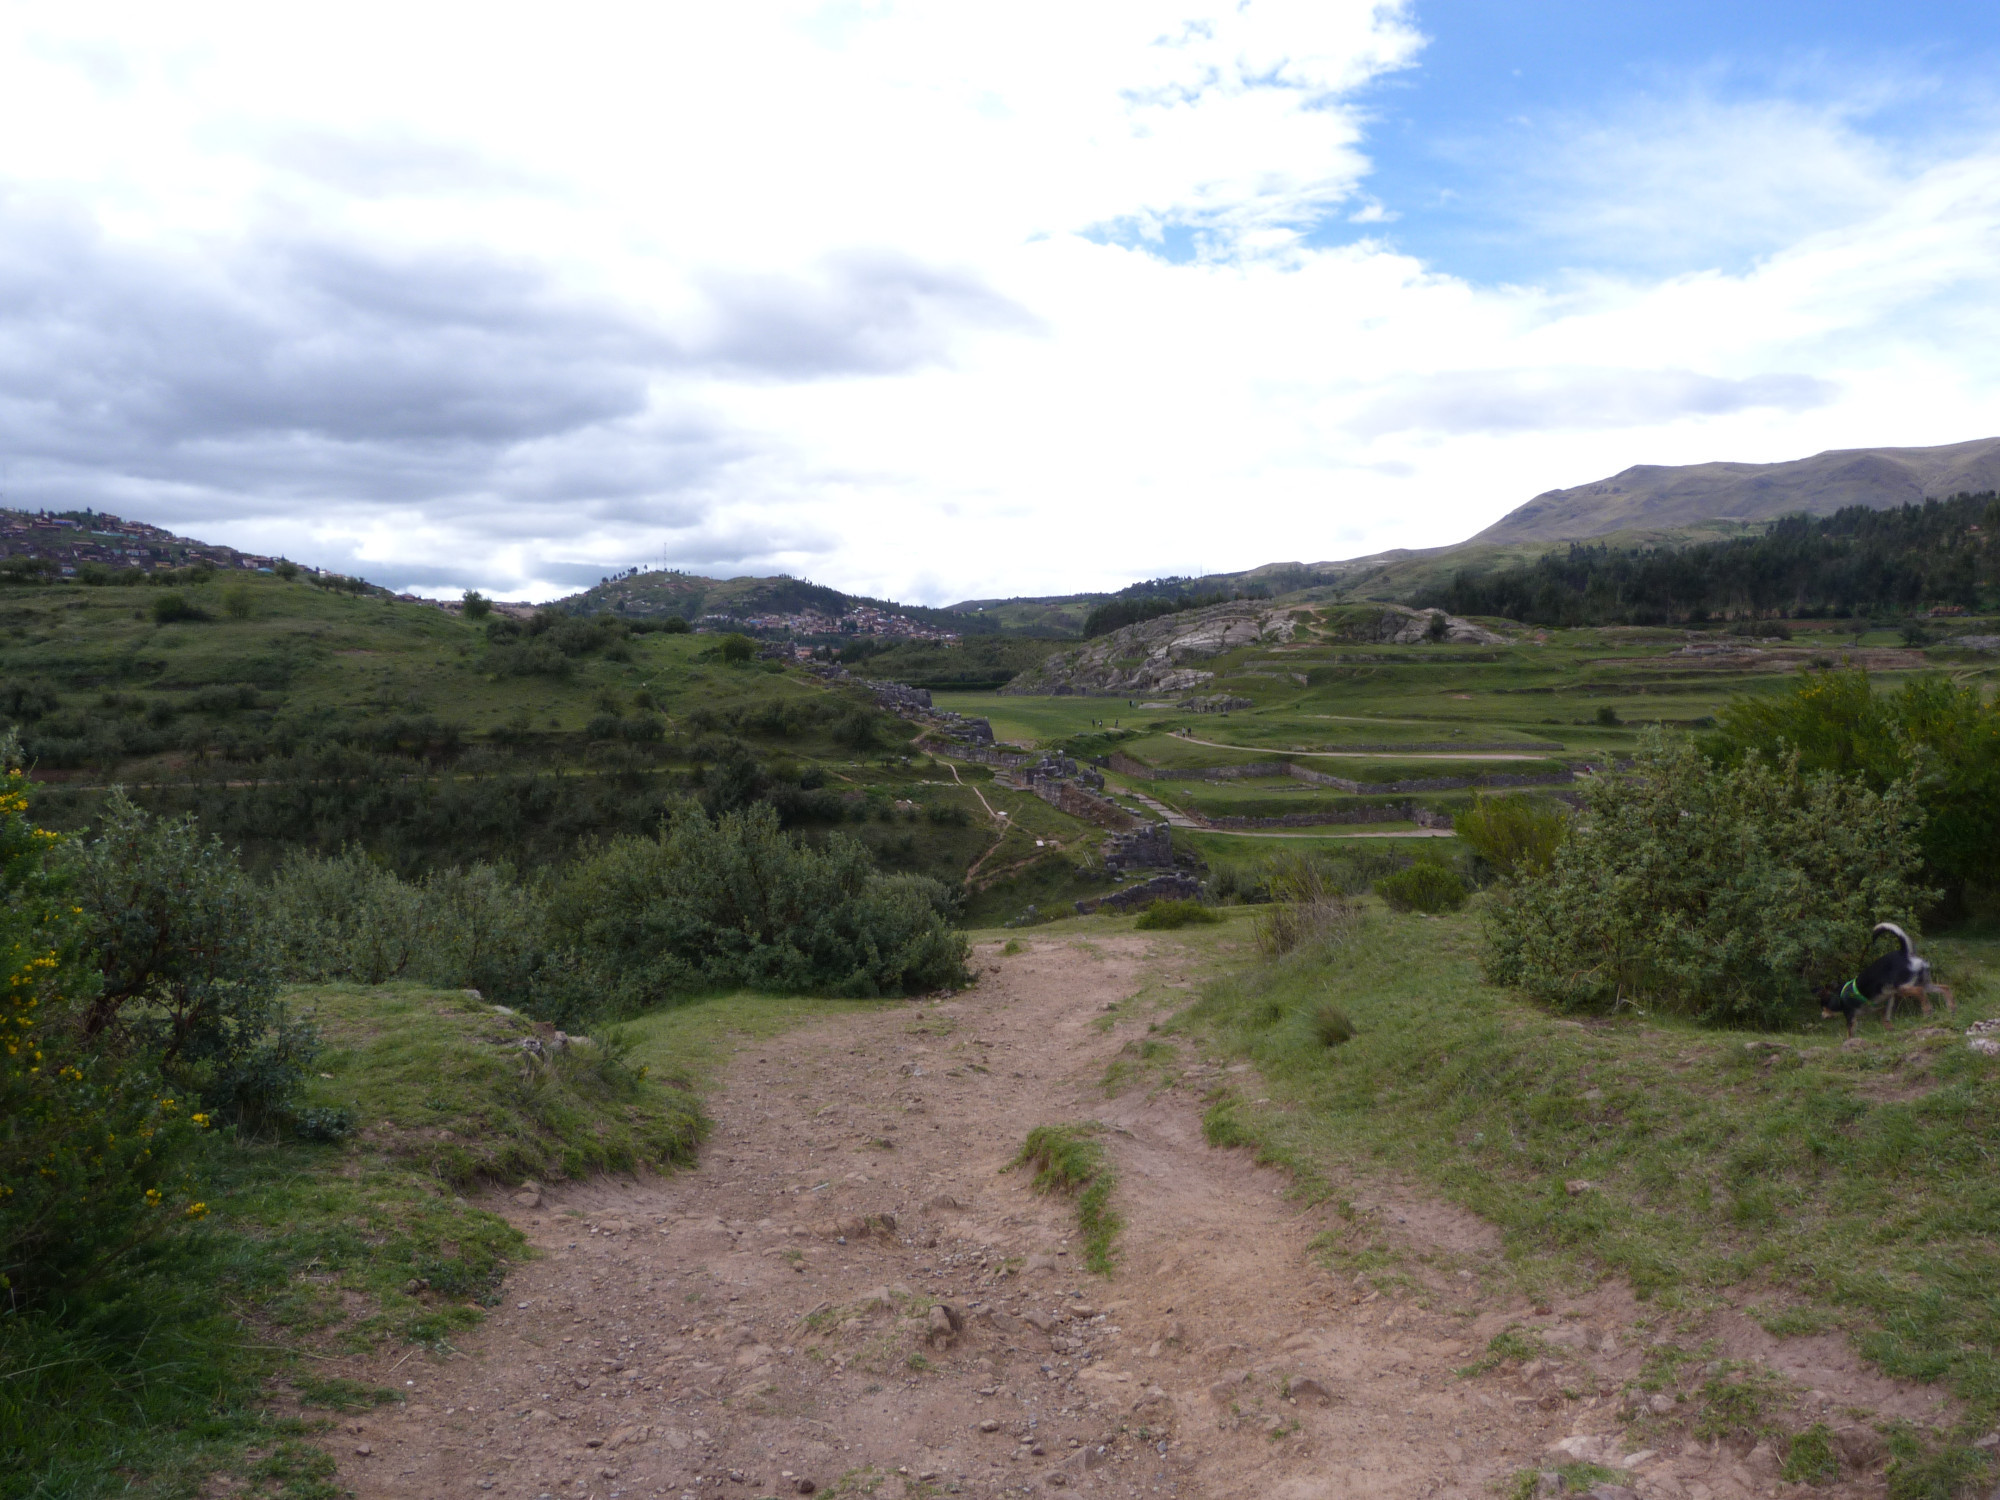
[
  {"left": 1185, "top": 909, "right": 2000, "bottom": 1465},
  {"left": 1134, "top": 898, "right": 1220, "bottom": 930},
  {"left": 303, "top": 982, "right": 708, "bottom": 1185}
]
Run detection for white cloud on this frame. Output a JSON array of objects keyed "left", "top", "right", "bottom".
[{"left": 0, "top": 3, "right": 1996, "bottom": 603}]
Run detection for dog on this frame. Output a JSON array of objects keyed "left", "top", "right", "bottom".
[{"left": 1818, "top": 922, "right": 1956, "bottom": 1038}]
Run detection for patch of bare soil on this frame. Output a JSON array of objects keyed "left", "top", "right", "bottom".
[{"left": 310, "top": 939, "right": 1922, "bottom": 1500}]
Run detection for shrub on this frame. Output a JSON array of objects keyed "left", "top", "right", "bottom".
[
  {"left": 0, "top": 753, "right": 211, "bottom": 1303},
  {"left": 1454, "top": 794, "right": 1569, "bottom": 880},
  {"left": 263, "top": 850, "right": 545, "bottom": 1002},
  {"left": 719, "top": 633, "right": 756, "bottom": 664},
  {"left": 1594, "top": 705, "right": 1621, "bottom": 727},
  {"left": 491, "top": 638, "right": 571, "bottom": 678},
  {"left": 1376, "top": 862, "right": 1469, "bottom": 914},
  {"left": 1484, "top": 733, "right": 1930, "bottom": 1025},
  {"left": 1307, "top": 999, "right": 1356, "bottom": 1048},
  {"left": 540, "top": 800, "right": 968, "bottom": 1021},
  {"left": 661, "top": 616, "right": 690, "bottom": 634},
  {"left": 150, "top": 592, "right": 211, "bottom": 625},
  {"left": 461, "top": 590, "right": 492, "bottom": 620},
  {"left": 222, "top": 586, "right": 253, "bottom": 619},
  {"left": 1134, "top": 898, "right": 1219, "bottom": 930},
  {"left": 62, "top": 792, "right": 306, "bottom": 1127},
  {"left": 1253, "top": 852, "right": 1360, "bottom": 957},
  {"left": 1705, "top": 669, "right": 2000, "bottom": 911}
]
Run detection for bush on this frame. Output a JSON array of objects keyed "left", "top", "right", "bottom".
[
  {"left": 1376, "top": 862, "right": 1469, "bottom": 914},
  {"left": 462, "top": 590, "right": 492, "bottom": 620},
  {"left": 222, "top": 586, "right": 253, "bottom": 619},
  {"left": 1705, "top": 668, "right": 2000, "bottom": 911},
  {"left": 1134, "top": 898, "right": 1219, "bottom": 930},
  {"left": 719, "top": 633, "right": 756, "bottom": 664},
  {"left": 1307, "top": 998, "right": 1355, "bottom": 1048},
  {"left": 1253, "top": 852, "right": 1360, "bottom": 957},
  {"left": 0, "top": 754, "right": 212, "bottom": 1303},
  {"left": 540, "top": 800, "right": 968, "bottom": 1020},
  {"left": 62, "top": 792, "right": 307, "bottom": 1128},
  {"left": 150, "top": 592, "right": 211, "bottom": 625},
  {"left": 1485, "top": 733, "right": 1930, "bottom": 1025},
  {"left": 1455, "top": 795, "right": 1570, "bottom": 880},
  {"left": 263, "top": 849, "right": 545, "bottom": 1002}
]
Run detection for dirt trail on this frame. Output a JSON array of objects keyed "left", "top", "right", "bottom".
[{"left": 319, "top": 939, "right": 1911, "bottom": 1500}]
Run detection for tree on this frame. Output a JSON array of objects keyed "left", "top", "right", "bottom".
[
  {"left": 462, "top": 590, "right": 493, "bottom": 620},
  {"left": 719, "top": 633, "right": 756, "bottom": 664}
]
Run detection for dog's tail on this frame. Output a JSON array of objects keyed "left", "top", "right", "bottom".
[{"left": 1873, "top": 921, "right": 1914, "bottom": 955}]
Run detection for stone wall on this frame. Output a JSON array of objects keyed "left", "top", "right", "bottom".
[
  {"left": 1102, "top": 822, "right": 1174, "bottom": 872},
  {"left": 1116, "top": 754, "right": 1576, "bottom": 796},
  {"left": 1075, "top": 872, "right": 1203, "bottom": 915}
]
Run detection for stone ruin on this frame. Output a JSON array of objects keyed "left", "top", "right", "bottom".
[
  {"left": 866, "top": 680, "right": 933, "bottom": 713},
  {"left": 1016, "top": 755, "right": 1131, "bottom": 830},
  {"left": 933, "top": 710, "right": 994, "bottom": 745},
  {"left": 1102, "top": 821, "right": 1173, "bottom": 873},
  {"left": 1075, "top": 871, "right": 1204, "bottom": 915}
]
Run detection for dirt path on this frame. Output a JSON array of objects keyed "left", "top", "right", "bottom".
[
  {"left": 318, "top": 939, "right": 1908, "bottom": 1500},
  {"left": 1165, "top": 736, "right": 1554, "bottom": 762}
]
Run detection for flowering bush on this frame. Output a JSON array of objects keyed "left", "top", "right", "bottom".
[{"left": 0, "top": 755, "right": 209, "bottom": 1303}]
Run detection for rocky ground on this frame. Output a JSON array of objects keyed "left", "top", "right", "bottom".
[{"left": 309, "top": 937, "right": 1937, "bottom": 1500}]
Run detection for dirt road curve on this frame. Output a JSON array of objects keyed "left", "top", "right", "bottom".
[{"left": 320, "top": 939, "right": 1905, "bottom": 1500}]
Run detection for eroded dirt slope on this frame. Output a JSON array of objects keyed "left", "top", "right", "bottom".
[{"left": 312, "top": 938, "right": 1916, "bottom": 1500}]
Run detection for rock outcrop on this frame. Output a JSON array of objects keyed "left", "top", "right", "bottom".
[
  {"left": 1001, "top": 601, "right": 1505, "bottom": 696},
  {"left": 1001, "top": 602, "right": 1306, "bottom": 697}
]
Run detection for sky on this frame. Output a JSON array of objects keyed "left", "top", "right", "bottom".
[{"left": 3, "top": 2, "right": 1999, "bottom": 604}]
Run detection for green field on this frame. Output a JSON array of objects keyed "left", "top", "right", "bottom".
[
  {"left": 935, "top": 614, "right": 1996, "bottom": 852},
  {"left": 1182, "top": 902, "right": 2000, "bottom": 1486}
]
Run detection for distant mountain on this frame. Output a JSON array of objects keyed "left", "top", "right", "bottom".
[{"left": 1473, "top": 437, "right": 2000, "bottom": 545}]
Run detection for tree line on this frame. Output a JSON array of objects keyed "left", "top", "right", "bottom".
[{"left": 1421, "top": 493, "right": 2000, "bottom": 626}]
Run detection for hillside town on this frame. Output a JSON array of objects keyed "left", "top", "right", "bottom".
[
  {"left": 733, "top": 602, "right": 959, "bottom": 642},
  {"left": 0, "top": 508, "right": 279, "bottom": 574}
]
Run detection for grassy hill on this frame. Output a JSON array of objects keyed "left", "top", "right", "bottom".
[
  {"left": 1474, "top": 435, "right": 2000, "bottom": 544},
  {"left": 0, "top": 570, "right": 1028, "bottom": 881},
  {"left": 556, "top": 568, "right": 1004, "bottom": 635}
]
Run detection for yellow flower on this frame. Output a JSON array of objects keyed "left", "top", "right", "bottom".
[
  {"left": 145, "top": 1188, "right": 163, "bottom": 1206},
  {"left": 184, "top": 1202, "right": 209, "bottom": 1220},
  {"left": 191, "top": 1113, "right": 211, "bottom": 1128}
]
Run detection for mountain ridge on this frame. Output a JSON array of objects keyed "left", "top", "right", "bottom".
[{"left": 1472, "top": 436, "right": 2000, "bottom": 545}]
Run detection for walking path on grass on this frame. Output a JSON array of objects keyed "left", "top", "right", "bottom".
[
  {"left": 313, "top": 936, "right": 1907, "bottom": 1500},
  {"left": 1167, "top": 734, "right": 1556, "bottom": 761}
]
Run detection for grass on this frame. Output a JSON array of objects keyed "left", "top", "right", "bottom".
[
  {"left": 1012, "top": 1123, "right": 1123, "bottom": 1275},
  {"left": 1, "top": 982, "right": 712, "bottom": 1500},
  {"left": 1134, "top": 898, "right": 1220, "bottom": 930},
  {"left": 301, "top": 982, "right": 706, "bottom": 1185},
  {"left": 1181, "top": 904, "right": 2000, "bottom": 1454},
  {"left": 615, "top": 990, "right": 888, "bottom": 1097}
]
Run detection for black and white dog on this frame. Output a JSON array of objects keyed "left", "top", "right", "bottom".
[{"left": 1819, "top": 922, "right": 1956, "bottom": 1037}]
